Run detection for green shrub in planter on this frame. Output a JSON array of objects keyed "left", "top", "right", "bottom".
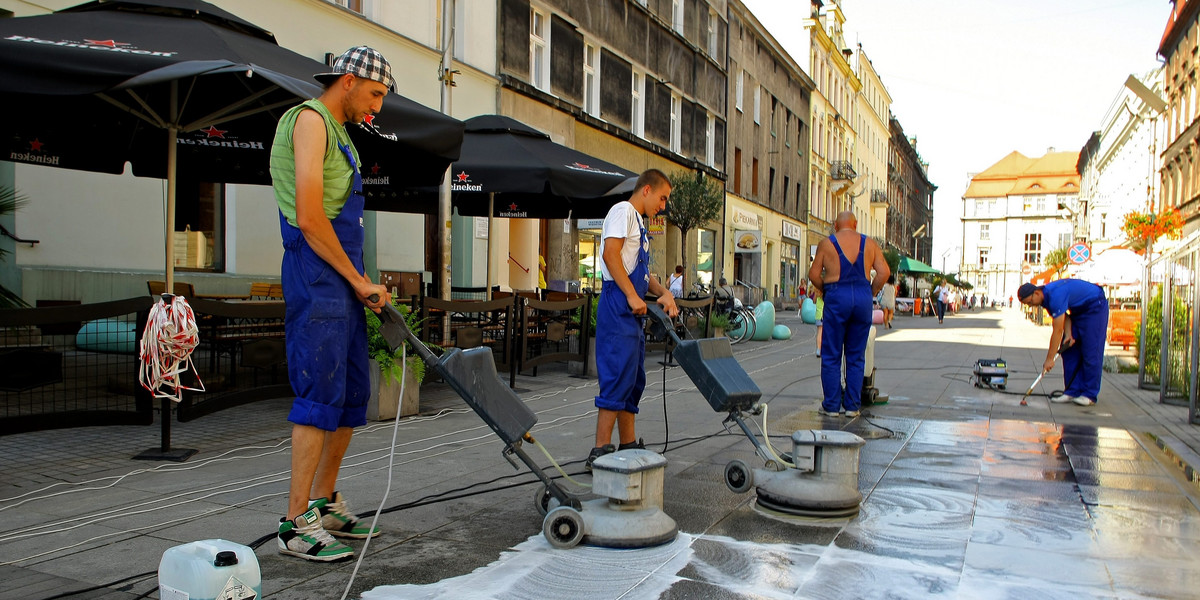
[{"left": 365, "top": 299, "right": 426, "bottom": 385}]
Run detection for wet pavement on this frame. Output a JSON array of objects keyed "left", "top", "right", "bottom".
[{"left": 3, "top": 306, "right": 1200, "bottom": 599}]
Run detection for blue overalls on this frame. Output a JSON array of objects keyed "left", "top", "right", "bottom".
[
  {"left": 1042, "top": 279, "right": 1109, "bottom": 401},
  {"left": 280, "top": 142, "right": 371, "bottom": 432},
  {"left": 820, "top": 234, "right": 873, "bottom": 413},
  {"left": 594, "top": 223, "right": 650, "bottom": 413}
]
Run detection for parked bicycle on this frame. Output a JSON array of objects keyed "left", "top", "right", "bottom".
[{"left": 712, "top": 288, "right": 756, "bottom": 344}]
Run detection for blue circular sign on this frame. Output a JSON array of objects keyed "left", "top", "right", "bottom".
[{"left": 1068, "top": 242, "right": 1091, "bottom": 264}]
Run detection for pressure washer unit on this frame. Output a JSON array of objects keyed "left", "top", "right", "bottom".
[
  {"left": 972, "top": 358, "right": 1009, "bottom": 390},
  {"left": 374, "top": 301, "right": 675, "bottom": 549},
  {"left": 645, "top": 305, "right": 865, "bottom": 517}
]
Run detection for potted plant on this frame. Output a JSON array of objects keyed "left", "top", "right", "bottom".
[
  {"left": 708, "top": 312, "right": 731, "bottom": 338},
  {"left": 365, "top": 298, "right": 426, "bottom": 420}
]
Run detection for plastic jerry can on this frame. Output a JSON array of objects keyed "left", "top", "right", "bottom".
[{"left": 158, "top": 539, "right": 261, "bottom": 600}]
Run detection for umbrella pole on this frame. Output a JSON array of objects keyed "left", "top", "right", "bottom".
[
  {"left": 165, "top": 125, "right": 177, "bottom": 292},
  {"left": 487, "top": 193, "right": 494, "bottom": 300}
]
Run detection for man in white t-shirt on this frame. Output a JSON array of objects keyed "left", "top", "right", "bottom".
[{"left": 586, "top": 169, "right": 679, "bottom": 470}]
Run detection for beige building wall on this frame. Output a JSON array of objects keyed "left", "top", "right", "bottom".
[{"left": 853, "top": 46, "right": 892, "bottom": 243}]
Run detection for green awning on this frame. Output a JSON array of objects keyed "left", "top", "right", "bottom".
[{"left": 898, "top": 256, "right": 940, "bottom": 274}]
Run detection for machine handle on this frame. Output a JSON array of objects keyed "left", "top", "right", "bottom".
[{"left": 644, "top": 303, "right": 684, "bottom": 345}]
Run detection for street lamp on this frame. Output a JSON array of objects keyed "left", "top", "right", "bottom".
[{"left": 911, "top": 223, "right": 927, "bottom": 260}]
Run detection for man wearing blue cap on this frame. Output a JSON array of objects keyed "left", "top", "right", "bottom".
[
  {"left": 271, "top": 46, "right": 394, "bottom": 562},
  {"left": 1017, "top": 280, "right": 1109, "bottom": 406}
]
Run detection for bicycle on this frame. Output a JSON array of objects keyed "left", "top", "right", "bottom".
[{"left": 713, "top": 293, "right": 756, "bottom": 344}]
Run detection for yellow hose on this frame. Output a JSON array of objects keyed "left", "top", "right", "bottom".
[
  {"left": 760, "top": 404, "right": 796, "bottom": 469},
  {"left": 531, "top": 438, "right": 592, "bottom": 488}
]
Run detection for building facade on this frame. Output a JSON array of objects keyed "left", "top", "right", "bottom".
[
  {"left": 495, "top": 0, "right": 727, "bottom": 292},
  {"left": 853, "top": 45, "right": 891, "bottom": 245},
  {"left": 725, "top": 0, "right": 813, "bottom": 306},
  {"left": 800, "top": 0, "right": 860, "bottom": 257},
  {"left": 886, "top": 117, "right": 934, "bottom": 263},
  {"left": 1076, "top": 69, "right": 1165, "bottom": 251},
  {"left": 1159, "top": 0, "right": 1200, "bottom": 236},
  {"left": 959, "top": 150, "right": 1079, "bottom": 301}
]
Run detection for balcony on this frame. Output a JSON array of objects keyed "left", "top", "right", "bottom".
[
  {"left": 830, "top": 161, "right": 857, "bottom": 180},
  {"left": 870, "top": 189, "right": 887, "bottom": 206}
]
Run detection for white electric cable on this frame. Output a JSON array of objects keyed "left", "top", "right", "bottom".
[
  {"left": 531, "top": 439, "right": 592, "bottom": 488},
  {"left": 341, "top": 343, "right": 406, "bottom": 600},
  {"left": 758, "top": 403, "right": 796, "bottom": 469},
  {"left": 138, "top": 294, "right": 204, "bottom": 401}
]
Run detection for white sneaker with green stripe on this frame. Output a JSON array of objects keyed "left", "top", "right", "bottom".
[
  {"left": 313, "top": 491, "right": 380, "bottom": 539},
  {"left": 277, "top": 507, "right": 354, "bottom": 562}
]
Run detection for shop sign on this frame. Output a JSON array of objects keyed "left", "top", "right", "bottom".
[
  {"left": 781, "top": 221, "right": 803, "bottom": 241},
  {"left": 732, "top": 207, "right": 760, "bottom": 230},
  {"left": 734, "top": 230, "right": 762, "bottom": 253},
  {"left": 648, "top": 215, "right": 666, "bottom": 236},
  {"left": 577, "top": 218, "right": 605, "bottom": 230}
]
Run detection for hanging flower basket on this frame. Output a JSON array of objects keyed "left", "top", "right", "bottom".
[{"left": 1122, "top": 208, "right": 1183, "bottom": 249}]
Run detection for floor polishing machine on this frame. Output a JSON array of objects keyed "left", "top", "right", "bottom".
[
  {"left": 645, "top": 305, "right": 866, "bottom": 517},
  {"left": 373, "top": 299, "right": 676, "bottom": 549}
]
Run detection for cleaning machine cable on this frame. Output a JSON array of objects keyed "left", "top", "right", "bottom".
[
  {"left": 138, "top": 294, "right": 204, "bottom": 402},
  {"left": 341, "top": 343, "right": 407, "bottom": 600}
]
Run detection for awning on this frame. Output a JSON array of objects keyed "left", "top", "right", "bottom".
[
  {"left": 897, "top": 256, "right": 940, "bottom": 274},
  {"left": 1029, "top": 267, "right": 1059, "bottom": 286}
]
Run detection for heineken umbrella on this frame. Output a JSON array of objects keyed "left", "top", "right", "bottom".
[
  {"left": 379, "top": 114, "right": 636, "bottom": 218},
  {"left": 0, "top": 0, "right": 463, "bottom": 288},
  {"left": 897, "top": 256, "right": 941, "bottom": 275}
]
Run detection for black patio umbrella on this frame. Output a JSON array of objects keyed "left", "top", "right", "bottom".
[
  {"left": 365, "top": 114, "right": 635, "bottom": 218},
  {"left": 0, "top": 0, "right": 463, "bottom": 286}
]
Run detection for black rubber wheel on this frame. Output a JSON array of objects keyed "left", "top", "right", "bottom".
[
  {"left": 534, "top": 485, "right": 553, "bottom": 516},
  {"left": 543, "top": 506, "right": 585, "bottom": 549},
  {"left": 724, "top": 459, "right": 753, "bottom": 494}
]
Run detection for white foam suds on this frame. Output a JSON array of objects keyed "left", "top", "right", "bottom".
[{"left": 360, "top": 534, "right": 695, "bottom": 600}]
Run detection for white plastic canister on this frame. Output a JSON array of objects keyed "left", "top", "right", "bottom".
[{"left": 158, "top": 539, "right": 261, "bottom": 600}]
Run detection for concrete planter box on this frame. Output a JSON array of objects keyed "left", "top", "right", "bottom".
[
  {"left": 569, "top": 337, "right": 596, "bottom": 377},
  {"left": 367, "top": 358, "right": 420, "bottom": 420}
]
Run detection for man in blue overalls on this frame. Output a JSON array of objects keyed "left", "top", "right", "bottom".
[
  {"left": 270, "top": 46, "right": 391, "bottom": 562},
  {"left": 808, "top": 212, "right": 890, "bottom": 417},
  {"left": 587, "top": 169, "right": 679, "bottom": 469},
  {"left": 1018, "top": 280, "right": 1109, "bottom": 406}
]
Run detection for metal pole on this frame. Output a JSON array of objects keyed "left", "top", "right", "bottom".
[
  {"left": 165, "top": 81, "right": 178, "bottom": 292},
  {"left": 438, "top": 0, "right": 455, "bottom": 301},
  {"left": 1160, "top": 262, "right": 1173, "bottom": 403},
  {"left": 1191, "top": 247, "right": 1199, "bottom": 423},
  {"left": 487, "top": 192, "right": 494, "bottom": 300}
]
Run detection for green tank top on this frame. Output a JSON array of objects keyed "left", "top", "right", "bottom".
[{"left": 270, "top": 98, "right": 361, "bottom": 226}]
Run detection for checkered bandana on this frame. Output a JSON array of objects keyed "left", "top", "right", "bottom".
[{"left": 314, "top": 46, "right": 395, "bottom": 92}]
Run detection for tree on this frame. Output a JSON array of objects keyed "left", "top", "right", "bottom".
[
  {"left": 882, "top": 248, "right": 902, "bottom": 280},
  {"left": 0, "top": 186, "right": 29, "bottom": 309},
  {"left": 665, "top": 171, "right": 723, "bottom": 277},
  {"left": 1043, "top": 247, "right": 1069, "bottom": 273}
]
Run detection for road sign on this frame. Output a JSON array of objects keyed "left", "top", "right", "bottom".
[
  {"left": 1021, "top": 263, "right": 1032, "bottom": 275},
  {"left": 1068, "top": 242, "right": 1092, "bottom": 265}
]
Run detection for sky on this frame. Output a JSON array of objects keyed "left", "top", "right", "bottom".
[{"left": 740, "top": 0, "right": 1170, "bottom": 271}]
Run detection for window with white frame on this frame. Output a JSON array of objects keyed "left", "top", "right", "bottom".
[
  {"left": 980, "top": 223, "right": 990, "bottom": 240},
  {"left": 735, "top": 69, "right": 744, "bottom": 112},
  {"left": 979, "top": 248, "right": 989, "bottom": 269},
  {"left": 529, "top": 7, "right": 550, "bottom": 92},
  {"left": 1058, "top": 232, "right": 1071, "bottom": 250},
  {"left": 1037, "top": 197, "right": 1046, "bottom": 212},
  {"left": 672, "top": 0, "right": 684, "bottom": 34},
  {"left": 631, "top": 68, "right": 645, "bottom": 138},
  {"left": 583, "top": 40, "right": 600, "bottom": 117},
  {"left": 670, "top": 92, "right": 682, "bottom": 153},
  {"left": 705, "top": 112, "right": 716, "bottom": 167},
  {"left": 707, "top": 9, "right": 718, "bottom": 56}
]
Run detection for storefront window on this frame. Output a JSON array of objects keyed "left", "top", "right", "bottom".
[
  {"left": 781, "top": 241, "right": 800, "bottom": 304},
  {"left": 578, "top": 226, "right": 602, "bottom": 293},
  {"left": 695, "top": 228, "right": 715, "bottom": 291},
  {"left": 173, "top": 180, "right": 224, "bottom": 271}
]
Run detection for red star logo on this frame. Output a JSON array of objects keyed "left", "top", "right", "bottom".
[
  {"left": 456, "top": 171, "right": 470, "bottom": 182},
  {"left": 574, "top": 162, "right": 590, "bottom": 169},
  {"left": 508, "top": 202, "right": 519, "bottom": 211},
  {"left": 370, "top": 163, "right": 381, "bottom": 175},
  {"left": 201, "top": 125, "right": 227, "bottom": 139},
  {"left": 364, "top": 114, "right": 376, "bottom": 125},
  {"left": 84, "top": 39, "right": 128, "bottom": 47},
  {"left": 28, "top": 138, "right": 44, "bottom": 152}
]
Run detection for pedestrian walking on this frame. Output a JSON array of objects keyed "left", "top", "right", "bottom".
[
  {"left": 270, "top": 46, "right": 393, "bottom": 562},
  {"left": 933, "top": 279, "right": 950, "bottom": 323},
  {"left": 808, "top": 211, "right": 890, "bottom": 417},
  {"left": 667, "top": 265, "right": 684, "bottom": 298},
  {"left": 879, "top": 274, "right": 896, "bottom": 328}
]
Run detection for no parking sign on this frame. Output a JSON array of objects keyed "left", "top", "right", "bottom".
[{"left": 1068, "top": 242, "right": 1091, "bottom": 264}]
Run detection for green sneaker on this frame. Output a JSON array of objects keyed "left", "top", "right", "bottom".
[
  {"left": 278, "top": 507, "right": 354, "bottom": 562},
  {"left": 313, "top": 492, "right": 381, "bottom": 539}
]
